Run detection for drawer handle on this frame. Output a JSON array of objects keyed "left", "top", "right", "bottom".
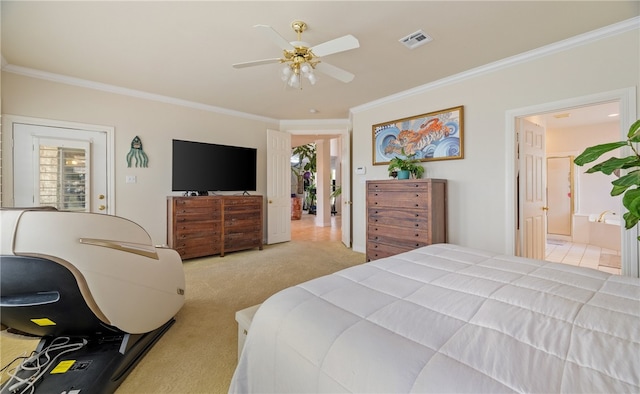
[
  {"left": 415, "top": 204, "right": 419, "bottom": 207},
  {"left": 375, "top": 202, "right": 378, "bottom": 205},
  {"left": 374, "top": 219, "right": 378, "bottom": 222},
  {"left": 374, "top": 245, "right": 378, "bottom": 248},
  {"left": 415, "top": 234, "right": 420, "bottom": 237},
  {"left": 415, "top": 224, "right": 419, "bottom": 227}
]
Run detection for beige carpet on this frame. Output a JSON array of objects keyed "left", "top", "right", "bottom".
[{"left": 1, "top": 239, "right": 365, "bottom": 393}]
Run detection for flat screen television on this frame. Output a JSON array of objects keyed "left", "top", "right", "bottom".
[{"left": 172, "top": 139, "right": 257, "bottom": 193}]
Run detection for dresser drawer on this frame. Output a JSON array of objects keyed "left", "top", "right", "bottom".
[
  {"left": 174, "top": 221, "right": 221, "bottom": 238},
  {"left": 224, "top": 197, "right": 262, "bottom": 207},
  {"left": 366, "top": 242, "right": 410, "bottom": 261},
  {"left": 173, "top": 237, "right": 221, "bottom": 259},
  {"left": 224, "top": 234, "right": 262, "bottom": 251},
  {"left": 368, "top": 208, "right": 430, "bottom": 229},
  {"left": 368, "top": 191, "right": 431, "bottom": 209},
  {"left": 173, "top": 197, "right": 221, "bottom": 209},
  {"left": 367, "top": 224, "right": 429, "bottom": 248},
  {"left": 367, "top": 181, "right": 429, "bottom": 192}
]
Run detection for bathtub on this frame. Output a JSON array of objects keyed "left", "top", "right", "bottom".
[
  {"left": 571, "top": 213, "right": 621, "bottom": 252},
  {"left": 587, "top": 213, "right": 621, "bottom": 252}
]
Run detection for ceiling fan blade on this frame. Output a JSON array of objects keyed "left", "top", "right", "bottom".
[
  {"left": 314, "top": 62, "right": 355, "bottom": 83},
  {"left": 254, "top": 24, "right": 294, "bottom": 51},
  {"left": 232, "top": 58, "right": 281, "bottom": 69},
  {"left": 310, "top": 34, "right": 359, "bottom": 57}
]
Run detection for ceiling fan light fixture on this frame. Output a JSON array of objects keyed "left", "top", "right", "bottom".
[
  {"left": 281, "top": 65, "right": 292, "bottom": 81},
  {"left": 234, "top": 20, "right": 359, "bottom": 89},
  {"left": 307, "top": 73, "right": 317, "bottom": 85},
  {"left": 288, "top": 73, "right": 300, "bottom": 88},
  {"left": 300, "top": 63, "right": 312, "bottom": 75}
]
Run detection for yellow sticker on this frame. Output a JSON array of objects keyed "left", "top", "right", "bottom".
[
  {"left": 30, "top": 318, "right": 56, "bottom": 326},
  {"left": 50, "top": 360, "right": 75, "bottom": 374}
]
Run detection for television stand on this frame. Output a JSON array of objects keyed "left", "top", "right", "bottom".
[{"left": 167, "top": 195, "right": 263, "bottom": 259}]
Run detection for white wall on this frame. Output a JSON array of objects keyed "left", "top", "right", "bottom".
[
  {"left": 350, "top": 29, "right": 639, "bottom": 255},
  {"left": 1, "top": 72, "right": 278, "bottom": 244}
]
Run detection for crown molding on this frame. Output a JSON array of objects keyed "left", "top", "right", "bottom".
[
  {"left": 350, "top": 16, "right": 640, "bottom": 115},
  {"left": 1, "top": 63, "right": 279, "bottom": 124}
]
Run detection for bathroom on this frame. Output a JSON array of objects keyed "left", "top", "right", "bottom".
[{"left": 544, "top": 103, "right": 622, "bottom": 271}]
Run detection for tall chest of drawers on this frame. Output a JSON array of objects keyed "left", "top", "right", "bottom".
[
  {"left": 167, "top": 195, "right": 263, "bottom": 260},
  {"left": 366, "top": 179, "right": 447, "bottom": 261}
]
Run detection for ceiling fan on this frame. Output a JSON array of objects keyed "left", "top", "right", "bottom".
[{"left": 232, "top": 21, "right": 360, "bottom": 89}]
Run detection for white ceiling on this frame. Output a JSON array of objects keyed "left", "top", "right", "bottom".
[{"left": 2, "top": 1, "right": 638, "bottom": 121}]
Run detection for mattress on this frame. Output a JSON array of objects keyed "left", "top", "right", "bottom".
[{"left": 229, "top": 244, "right": 639, "bottom": 393}]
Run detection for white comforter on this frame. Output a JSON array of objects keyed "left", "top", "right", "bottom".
[{"left": 229, "top": 244, "right": 639, "bottom": 393}]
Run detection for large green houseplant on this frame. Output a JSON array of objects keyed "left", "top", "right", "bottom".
[
  {"left": 574, "top": 119, "right": 640, "bottom": 240},
  {"left": 387, "top": 149, "right": 425, "bottom": 179}
]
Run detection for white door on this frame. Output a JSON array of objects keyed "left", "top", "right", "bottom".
[
  {"left": 266, "top": 129, "right": 291, "bottom": 244},
  {"left": 519, "top": 118, "right": 547, "bottom": 259},
  {"left": 546, "top": 156, "right": 572, "bottom": 236},
  {"left": 341, "top": 130, "right": 351, "bottom": 248},
  {"left": 12, "top": 122, "right": 111, "bottom": 214}
]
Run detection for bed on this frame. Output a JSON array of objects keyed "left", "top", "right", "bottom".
[{"left": 229, "top": 244, "right": 639, "bottom": 393}]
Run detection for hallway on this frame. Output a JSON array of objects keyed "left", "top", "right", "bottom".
[{"left": 291, "top": 212, "right": 341, "bottom": 242}]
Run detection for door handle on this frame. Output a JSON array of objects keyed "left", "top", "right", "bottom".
[
  {"left": 98, "top": 194, "right": 105, "bottom": 200},
  {"left": 99, "top": 205, "right": 106, "bottom": 211},
  {"left": 542, "top": 206, "right": 549, "bottom": 211}
]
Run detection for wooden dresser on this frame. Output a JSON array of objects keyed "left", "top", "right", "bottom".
[
  {"left": 366, "top": 179, "right": 447, "bottom": 261},
  {"left": 167, "top": 195, "right": 263, "bottom": 259}
]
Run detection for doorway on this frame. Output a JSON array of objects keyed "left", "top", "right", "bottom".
[
  {"left": 507, "top": 87, "right": 638, "bottom": 277},
  {"left": 2, "top": 115, "right": 115, "bottom": 214},
  {"left": 289, "top": 130, "right": 350, "bottom": 248}
]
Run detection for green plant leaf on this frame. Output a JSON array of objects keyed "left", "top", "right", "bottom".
[
  {"left": 574, "top": 141, "right": 628, "bottom": 166},
  {"left": 623, "top": 211, "right": 640, "bottom": 231},
  {"left": 611, "top": 184, "right": 629, "bottom": 196},
  {"left": 627, "top": 119, "right": 640, "bottom": 140},
  {"left": 586, "top": 156, "right": 640, "bottom": 175},
  {"left": 612, "top": 169, "right": 640, "bottom": 188},
  {"left": 623, "top": 188, "right": 640, "bottom": 216}
]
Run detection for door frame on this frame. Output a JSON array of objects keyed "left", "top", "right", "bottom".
[
  {"left": 285, "top": 125, "right": 351, "bottom": 248},
  {"left": 505, "top": 87, "right": 638, "bottom": 277},
  {"left": 1, "top": 114, "right": 115, "bottom": 214}
]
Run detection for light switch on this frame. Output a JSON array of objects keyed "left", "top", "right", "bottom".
[
  {"left": 355, "top": 166, "right": 366, "bottom": 175},
  {"left": 126, "top": 175, "right": 137, "bottom": 184}
]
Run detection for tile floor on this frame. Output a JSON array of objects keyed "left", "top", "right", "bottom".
[{"left": 545, "top": 239, "right": 621, "bottom": 275}]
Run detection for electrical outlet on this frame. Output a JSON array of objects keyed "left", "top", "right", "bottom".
[{"left": 125, "top": 175, "right": 137, "bottom": 184}]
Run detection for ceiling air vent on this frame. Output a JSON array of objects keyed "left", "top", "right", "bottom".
[{"left": 399, "top": 30, "right": 433, "bottom": 50}]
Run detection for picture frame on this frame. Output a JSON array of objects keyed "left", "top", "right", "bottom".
[{"left": 372, "top": 105, "right": 464, "bottom": 165}]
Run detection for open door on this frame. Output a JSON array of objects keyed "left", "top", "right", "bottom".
[
  {"left": 341, "top": 129, "right": 351, "bottom": 248},
  {"left": 266, "top": 129, "right": 291, "bottom": 244},
  {"left": 518, "top": 118, "right": 547, "bottom": 259}
]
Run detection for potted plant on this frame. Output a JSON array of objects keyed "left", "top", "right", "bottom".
[
  {"left": 574, "top": 119, "right": 640, "bottom": 240},
  {"left": 387, "top": 149, "right": 425, "bottom": 179}
]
